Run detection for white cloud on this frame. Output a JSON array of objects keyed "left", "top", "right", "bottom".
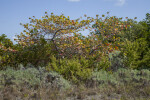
[
  {"left": 68, "top": 0, "right": 80, "bottom": 2},
  {"left": 115, "top": 0, "right": 125, "bottom": 6},
  {"left": 104, "top": 0, "right": 126, "bottom": 6}
]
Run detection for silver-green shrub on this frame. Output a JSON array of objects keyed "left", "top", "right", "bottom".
[{"left": 0, "top": 65, "right": 71, "bottom": 90}]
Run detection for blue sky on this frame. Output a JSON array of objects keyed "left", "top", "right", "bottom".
[{"left": 0, "top": 0, "right": 150, "bottom": 42}]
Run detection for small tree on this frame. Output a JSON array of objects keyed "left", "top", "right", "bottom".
[{"left": 15, "top": 12, "right": 92, "bottom": 55}]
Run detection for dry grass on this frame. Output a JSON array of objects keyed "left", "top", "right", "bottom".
[{"left": 0, "top": 81, "right": 150, "bottom": 100}]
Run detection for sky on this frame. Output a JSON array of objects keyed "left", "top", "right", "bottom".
[{"left": 0, "top": 0, "right": 150, "bottom": 42}]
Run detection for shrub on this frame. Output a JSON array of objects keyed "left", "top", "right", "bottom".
[
  {"left": 109, "top": 50, "right": 124, "bottom": 71},
  {"left": 93, "top": 55, "right": 111, "bottom": 71},
  {"left": 0, "top": 65, "right": 71, "bottom": 90},
  {"left": 91, "top": 68, "right": 150, "bottom": 88},
  {"left": 46, "top": 56, "right": 92, "bottom": 83},
  {"left": 120, "top": 39, "right": 149, "bottom": 69},
  {"left": 138, "top": 49, "right": 150, "bottom": 69}
]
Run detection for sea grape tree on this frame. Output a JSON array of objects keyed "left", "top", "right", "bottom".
[{"left": 15, "top": 12, "right": 92, "bottom": 45}]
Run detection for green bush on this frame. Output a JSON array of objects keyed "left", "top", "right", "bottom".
[
  {"left": 120, "top": 40, "right": 141, "bottom": 69},
  {"left": 119, "top": 14, "right": 150, "bottom": 69},
  {"left": 94, "top": 55, "right": 111, "bottom": 71},
  {"left": 46, "top": 56, "right": 92, "bottom": 83},
  {"left": 120, "top": 39, "right": 149, "bottom": 69},
  {"left": 138, "top": 49, "right": 150, "bottom": 69},
  {"left": 15, "top": 43, "right": 53, "bottom": 67}
]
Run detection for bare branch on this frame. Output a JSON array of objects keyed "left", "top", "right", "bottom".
[{"left": 51, "top": 27, "right": 76, "bottom": 40}]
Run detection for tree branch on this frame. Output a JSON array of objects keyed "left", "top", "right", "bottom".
[
  {"left": 51, "top": 27, "right": 76, "bottom": 40},
  {"left": 89, "top": 44, "right": 102, "bottom": 55}
]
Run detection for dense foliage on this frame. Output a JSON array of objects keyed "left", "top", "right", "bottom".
[{"left": 0, "top": 12, "right": 150, "bottom": 82}]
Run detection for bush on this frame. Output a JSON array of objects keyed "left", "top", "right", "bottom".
[
  {"left": 138, "top": 49, "right": 150, "bottom": 69},
  {"left": 0, "top": 65, "right": 71, "bottom": 90},
  {"left": 120, "top": 39, "right": 149, "bottom": 69},
  {"left": 109, "top": 50, "right": 124, "bottom": 71},
  {"left": 93, "top": 55, "right": 111, "bottom": 71},
  {"left": 91, "top": 68, "right": 150, "bottom": 87},
  {"left": 46, "top": 56, "right": 92, "bottom": 83}
]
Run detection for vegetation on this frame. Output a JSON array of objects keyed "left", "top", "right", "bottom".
[
  {"left": 0, "top": 66, "right": 149, "bottom": 100},
  {"left": 0, "top": 12, "right": 150, "bottom": 99}
]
